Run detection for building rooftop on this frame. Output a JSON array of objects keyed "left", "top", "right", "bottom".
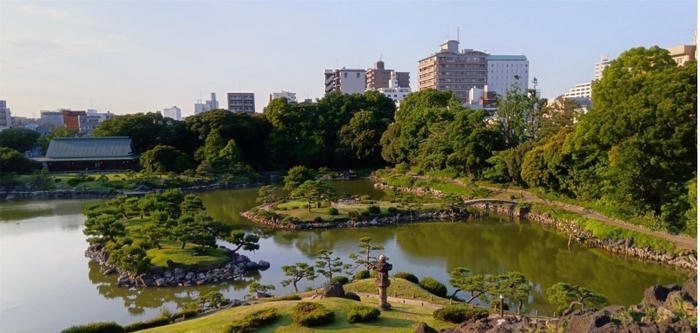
[{"left": 44, "top": 136, "right": 136, "bottom": 159}]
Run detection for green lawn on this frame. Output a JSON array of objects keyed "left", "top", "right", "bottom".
[
  {"left": 146, "top": 242, "right": 230, "bottom": 268},
  {"left": 141, "top": 296, "right": 455, "bottom": 333},
  {"left": 273, "top": 200, "right": 441, "bottom": 221}
]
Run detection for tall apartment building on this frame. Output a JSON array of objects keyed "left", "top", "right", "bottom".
[
  {"left": 594, "top": 55, "right": 611, "bottom": 81},
  {"left": 195, "top": 93, "right": 219, "bottom": 115},
  {"left": 227, "top": 93, "right": 255, "bottom": 113},
  {"left": 0, "top": 100, "right": 11, "bottom": 129},
  {"left": 78, "top": 109, "right": 115, "bottom": 135},
  {"left": 418, "top": 40, "right": 488, "bottom": 103},
  {"left": 324, "top": 68, "right": 366, "bottom": 95},
  {"left": 40, "top": 111, "right": 64, "bottom": 127},
  {"left": 365, "top": 60, "right": 410, "bottom": 91},
  {"left": 486, "top": 55, "right": 529, "bottom": 96},
  {"left": 163, "top": 106, "right": 182, "bottom": 120},
  {"left": 666, "top": 45, "right": 697, "bottom": 65},
  {"left": 270, "top": 91, "right": 297, "bottom": 103},
  {"left": 563, "top": 82, "right": 592, "bottom": 99},
  {"left": 61, "top": 110, "right": 87, "bottom": 131},
  {"left": 377, "top": 72, "right": 412, "bottom": 106}
]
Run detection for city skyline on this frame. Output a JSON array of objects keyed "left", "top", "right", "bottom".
[{"left": 1, "top": 1, "right": 696, "bottom": 117}]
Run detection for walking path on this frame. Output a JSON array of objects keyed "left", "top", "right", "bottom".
[
  {"left": 411, "top": 175, "right": 697, "bottom": 251},
  {"left": 354, "top": 292, "right": 444, "bottom": 309}
]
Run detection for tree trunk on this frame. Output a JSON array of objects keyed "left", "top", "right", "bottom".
[
  {"left": 181, "top": 241, "right": 186, "bottom": 249},
  {"left": 517, "top": 300, "right": 522, "bottom": 315},
  {"left": 451, "top": 288, "right": 462, "bottom": 298},
  {"left": 292, "top": 280, "right": 299, "bottom": 293},
  {"left": 156, "top": 242, "right": 161, "bottom": 250},
  {"left": 466, "top": 291, "right": 483, "bottom": 304},
  {"left": 308, "top": 200, "right": 312, "bottom": 212}
]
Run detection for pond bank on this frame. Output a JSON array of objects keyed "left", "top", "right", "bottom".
[{"left": 85, "top": 243, "right": 270, "bottom": 288}]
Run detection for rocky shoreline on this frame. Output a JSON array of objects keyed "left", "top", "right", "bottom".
[
  {"left": 1, "top": 181, "right": 265, "bottom": 201},
  {"left": 85, "top": 243, "right": 270, "bottom": 288},
  {"left": 418, "top": 279, "right": 697, "bottom": 333},
  {"left": 373, "top": 182, "right": 698, "bottom": 271}
]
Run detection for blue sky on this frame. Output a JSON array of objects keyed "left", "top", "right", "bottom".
[{"left": 1, "top": 1, "right": 697, "bottom": 117}]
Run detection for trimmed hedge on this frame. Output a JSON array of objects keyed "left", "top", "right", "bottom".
[
  {"left": 355, "top": 270, "right": 370, "bottom": 280},
  {"left": 327, "top": 207, "right": 339, "bottom": 215},
  {"left": 433, "top": 305, "right": 489, "bottom": 323},
  {"left": 394, "top": 271, "right": 419, "bottom": 284},
  {"left": 330, "top": 276, "right": 349, "bottom": 285},
  {"left": 291, "top": 302, "right": 335, "bottom": 327},
  {"left": 171, "top": 309, "right": 199, "bottom": 319},
  {"left": 419, "top": 277, "right": 447, "bottom": 298},
  {"left": 60, "top": 322, "right": 124, "bottom": 333},
  {"left": 347, "top": 305, "right": 381, "bottom": 323},
  {"left": 221, "top": 308, "right": 278, "bottom": 333},
  {"left": 67, "top": 178, "right": 82, "bottom": 186},
  {"left": 271, "top": 294, "right": 302, "bottom": 301},
  {"left": 388, "top": 207, "right": 398, "bottom": 213},
  {"left": 367, "top": 205, "right": 381, "bottom": 214},
  {"left": 123, "top": 316, "right": 170, "bottom": 332}
]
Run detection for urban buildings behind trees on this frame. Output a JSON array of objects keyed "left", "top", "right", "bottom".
[
  {"left": 227, "top": 92, "right": 255, "bottom": 113},
  {"left": 324, "top": 68, "right": 366, "bottom": 95},
  {"left": 162, "top": 106, "right": 182, "bottom": 120},
  {"left": 418, "top": 40, "right": 489, "bottom": 103},
  {"left": 195, "top": 93, "right": 219, "bottom": 115}
]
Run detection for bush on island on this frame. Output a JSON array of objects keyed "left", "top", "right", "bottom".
[
  {"left": 419, "top": 277, "right": 447, "bottom": 298},
  {"left": 60, "top": 322, "right": 124, "bottom": 333},
  {"left": 330, "top": 276, "right": 349, "bottom": 285},
  {"left": 347, "top": 305, "right": 381, "bottom": 323},
  {"left": 433, "top": 305, "right": 488, "bottom": 323},
  {"left": 394, "top": 271, "right": 419, "bottom": 284},
  {"left": 355, "top": 270, "right": 370, "bottom": 280},
  {"left": 291, "top": 302, "right": 335, "bottom": 327},
  {"left": 327, "top": 207, "right": 339, "bottom": 215}
]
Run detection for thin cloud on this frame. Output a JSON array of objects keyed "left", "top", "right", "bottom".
[{"left": 19, "top": 5, "right": 92, "bottom": 25}]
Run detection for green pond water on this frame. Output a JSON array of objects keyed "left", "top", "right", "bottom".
[{"left": 0, "top": 180, "right": 692, "bottom": 332}]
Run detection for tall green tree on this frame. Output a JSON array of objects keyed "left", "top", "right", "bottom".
[
  {"left": 448, "top": 267, "right": 499, "bottom": 303},
  {"left": 338, "top": 110, "right": 389, "bottom": 163},
  {"left": 315, "top": 249, "right": 344, "bottom": 281},
  {"left": 224, "top": 230, "right": 260, "bottom": 253},
  {"left": 0, "top": 128, "right": 40, "bottom": 153},
  {"left": 347, "top": 237, "right": 385, "bottom": 271},
  {"left": 93, "top": 112, "right": 166, "bottom": 153},
  {"left": 291, "top": 180, "right": 340, "bottom": 211},
  {"left": 108, "top": 246, "right": 152, "bottom": 277},
  {"left": 140, "top": 145, "right": 191, "bottom": 173},
  {"left": 0, "top": 147, "right": 31, "bottom": 174},
  {"left": 446, "top": 109, "right": 506, "bottom": 178},
  {"left": 283, "top": 165, "right": 316, "bottom": 191},
  {"left": 547, "top": 282, "right": 608, "bottom": 316},
  {"left": 83, "top": 213, "right": 126, "bottom": 242},
  {"left": 256, "top": 185, "right": 277, "bottom": 205},
  {"left": 37, "top": 127, "right": 77, "bottom": 154},
  {"left": 495, "top": 271, "right": 531, "bottom": 315}
]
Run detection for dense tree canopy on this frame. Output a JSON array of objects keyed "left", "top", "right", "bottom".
[
  {"left": 0, "top": 147, "right": 31, "bottom": 174},
  {"left": 139, "top": 145, "right": 191, "bottom": 173},
  {"left": 0, "top": 128, "right": 40, "bottom": 153}
]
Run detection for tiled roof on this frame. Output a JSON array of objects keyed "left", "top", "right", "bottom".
[{"left": 45, "top": 137, "right": 135, "bottom": 158}]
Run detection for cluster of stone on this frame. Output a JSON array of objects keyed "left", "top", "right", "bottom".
[{"left": 85, "top": 243, "right": 270, "bottom": 288}]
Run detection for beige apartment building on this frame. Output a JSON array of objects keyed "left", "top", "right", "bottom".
[
  {"left": 418, "top": 40, "right": 488, "bottom": 103},
  {"left": 366, "top": 60, "right": 410, "bottom": 90},
  {"left": 666, "top": 44, "right": 696, "bottom": 65},
  {"left": 227, "top": 93, "right": 255, "bottom": 113}
]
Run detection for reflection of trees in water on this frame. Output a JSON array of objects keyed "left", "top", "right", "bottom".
[
  {"left": 268, "top": 227, "right": 396, "bottom": 259},
  {"left": 87, "top": 262, "right": 261, "bottom": 315}
]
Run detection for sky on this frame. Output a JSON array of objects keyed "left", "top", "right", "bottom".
[{"left": 1, "top": 1, "right": 697, "bottom": 117}]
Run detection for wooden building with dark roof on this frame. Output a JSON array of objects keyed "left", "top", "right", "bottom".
[{"left": 32, "top": 137, "right": 139, "bottom": 172}]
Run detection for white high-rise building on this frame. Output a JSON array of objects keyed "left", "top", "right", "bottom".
[
  {"left": 563, "top": 82, "right": 592, "bottom": 99},
  {"left": 377, "top": 72, "right": 411, "bottom": 107},
  {"left": 0, "top": 100, "right": 11, "bottom": 129},
  {"left": 594, "top": 55, "right": 611, "bottom": 81},
  {"left": 486, "top": 55, "right": 529, "bottom": 96},
  {"left": 270, "top": 91, "right": 297, "bottom": 103},
  {"left": 163, "top": 106, "right": 182, "bottom": 120},
  {"left": 324, "top": 68, "right": 366, "bottom": 95},
  {"left": 195, "top": 93, "right": 219, "bottom": 115}
]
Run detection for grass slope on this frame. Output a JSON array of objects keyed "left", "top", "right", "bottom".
[
  {"left": 274, "top": 200, "right": 441, "bottom": 221},
  {"left": 141, "top": 297, "right": 454, "bottom": 333}
]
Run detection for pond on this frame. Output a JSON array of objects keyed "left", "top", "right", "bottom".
[{"left": 0, "top": 180, "right": 692, "bottom": 332}]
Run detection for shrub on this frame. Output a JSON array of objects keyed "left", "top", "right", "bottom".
[
  {"left": 291, "top": 302, "right": 335, "bottom": 327},
  {"left": 221, "top": 308, "right": 278, "bottom": 333},
  {"left": 433, "top": 305, "right": 489, "bottom": 323},
  {"left": 388, "top": 207, "right": 398, "bottom": 213},
  {"left": 360, "top": 195, "right": 372, "bottom": 201},
  {"left": 347, "top": 305, "right": 381, "bottom": 323},
  {"left": 327, "top": 207, "right": 339, "bottom": 215},
  {"left": 420, "top": 277, "right": 447, "bottom": 298},
  {"left": 171, "top": 309, "right": 199, "bottom": 319},
  {"left": 123, "top": 316, "right": 170, "bottom": 332},
  {"left": 86, "top": 176, "right": 96, "bottom": 181},
  {"left": 60, "top": 322, "right": 124, "bottom": 333},
  {"left": 367, "top": 205, "right": 381, "bottom": 214},
  {"left": 360, "top": 200, "right": 375, "bottom": 204},
  {"left": 291, "top": 206, "right": 299, "bottom": 210},
  {"left": 67, "top": 178, "right": 82, "bottom": 186},
  {"left": 394, "top": 271, "right": 419, "bottom": 284},
  {"left": 355, "top": 270, "right": 370, "bottom": 280},
  {"left": 271, "top": 294, "right": 301, "bottom": 301},
  {"left": 330, "top": 276, "right": 349, "bottom": 285},
  {"left": 279, "top": 207, "right": 288, "bottom": 211},
  {"left": 360, "top": 211, "right": 370, "bottom": 217},
  {"left": 55, "top": 178, "right": 62, "bottom": 183},
  {"left": 490, "top": 299, "right": 510, "bottom": 311},
  {"left": 121, "top": 178, "right": 126, "bottom": 182}
]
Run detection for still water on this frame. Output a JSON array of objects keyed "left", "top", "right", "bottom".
[{"left": 0, "top": 180, "right": 692, "bottom": 332}]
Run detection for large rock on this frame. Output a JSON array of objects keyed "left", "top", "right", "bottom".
[
  {"left": 643, "top": 285, "right": 681, "bottom": 307},
  {"left": 155, "top": 278, "right": 166, "bottom": 287},
  {"left": 103, "top": 268, "right": 117, "bottom": 276},
  {"left": 415, "top": 322, "right": 439, "bottom": 333},
  {"left": 258, "top": 260, "right": 270, "bottom": 269},
  {"left": 344, "top": 292, "right": 361, "bottom": 302},
  {"left": 563, "top": 310, "right": 611, "bottom": 333},
  {"left": 319, "top": 282, "right": 345, "bottom": 299},
  {"left": 150, "top": 266, "right": 164, "bottom": 275},
  {"left": 246, "top": 262, "right": 259, "bottom": 270},
  {"left": 682, "top": 279, "right": 697, "bottom": 304}
]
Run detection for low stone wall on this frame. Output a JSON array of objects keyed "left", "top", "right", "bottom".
[
  {"left": 374, "top": 182, "right": 697, "bottom": 271},
  {"left": 85, "top": 243, "right": 270, "bottom": 288},
  {"left": 240, "top": 209, "right": 478, "bottom": 230},
  {"left": 0, "top": 181, "right": 265, "bottom": 201}
]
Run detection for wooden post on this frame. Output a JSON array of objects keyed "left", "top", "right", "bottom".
[
  {"left": 412, "top": 293, "right": 415, "bottom": 299},
  {"left": 431, "top": 295, "right": 433, "bottom": 301},
  {"left": 535, "top": 310, "right": 538, "bottom": 317},
  {"left": 450, "top": 299, "right": 453, "bottom": 305}
]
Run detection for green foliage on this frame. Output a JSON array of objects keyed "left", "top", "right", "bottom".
[
  {"left": 67, "top": 177, "right": 82, "bottom": 186},
  {"left": 354, "top": 270, "right": 370, "bottom": 280},
  {"left": 256, "top": 185, "right": 277, "bottom": 205},
  {"left": 315, "top": 249, "right": 345, "bottom": 281},
  {"left": 123, "top": 316, "right": 170, "bottom": 332},
  {"left": 140, "top": 145, "right": 191, "bottom": 174},
  {"left": 107, "top": 245, "right": 152, "bottom": 277},
  {"left": 270, "top": 294, "right": 302, "bottom": 301},
  {"left": 221, "top": 308, "right": 279, "bottom": 333},
  {"left": 330, "top": 276, "right": 349, "bottom": 285},
  {"left": 291, "top": 180, "right": 340, "bottom": 212},
  {"left": 284, "top": 165, "right": 316, "bottom": 191},
  {"left": 0, "top": 128, "right": 40, "bottom": 153},
  {"left": 394, "top": 271, "right": 419, "bottom": 284},
  {"left": 448, "top": 267, "right": 500, "bottom": 303},
  {"left": 281, "top": 262, "right": 317, "bottom": 293},
  {"left": 224, "top": 229, "right": 260, "bottom": 253},
  {"left": 387, "top": 207, "right": 398, "bottom": 213},
  {"left": 171, "top": 309, "right": 199, "bottom": 319},
  {"left": 367, "top": 205, "right": 381, "bottom": 214},
  {"left": 0, "top": 147, "right": 31, "bottom": 174},
  {"left": 327, "top": 207, "right": 339, "bottom": 215},
  {"left": 290, "top": 302, "right": 335, "bottom": 327},
  {"left": 547, "top": 282, "right": 609, "bottom": 316},
  {"left": 433, "top": 305, "right": 489, "bottom": 323},
  {"left": 419, "top": 277, "right": 448, "bottom": 298},
  {"left": 490, "top": 299, "right": 510, "bottom": 311},
  {"left": 59, "top": 322, "right": 124, "bottom": 333},
  {"left": 83, "top": 213, "right": 126, "bottom": 242},
  {"left": 346, "top": 305, "right": 381, "bottom": 323}
]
